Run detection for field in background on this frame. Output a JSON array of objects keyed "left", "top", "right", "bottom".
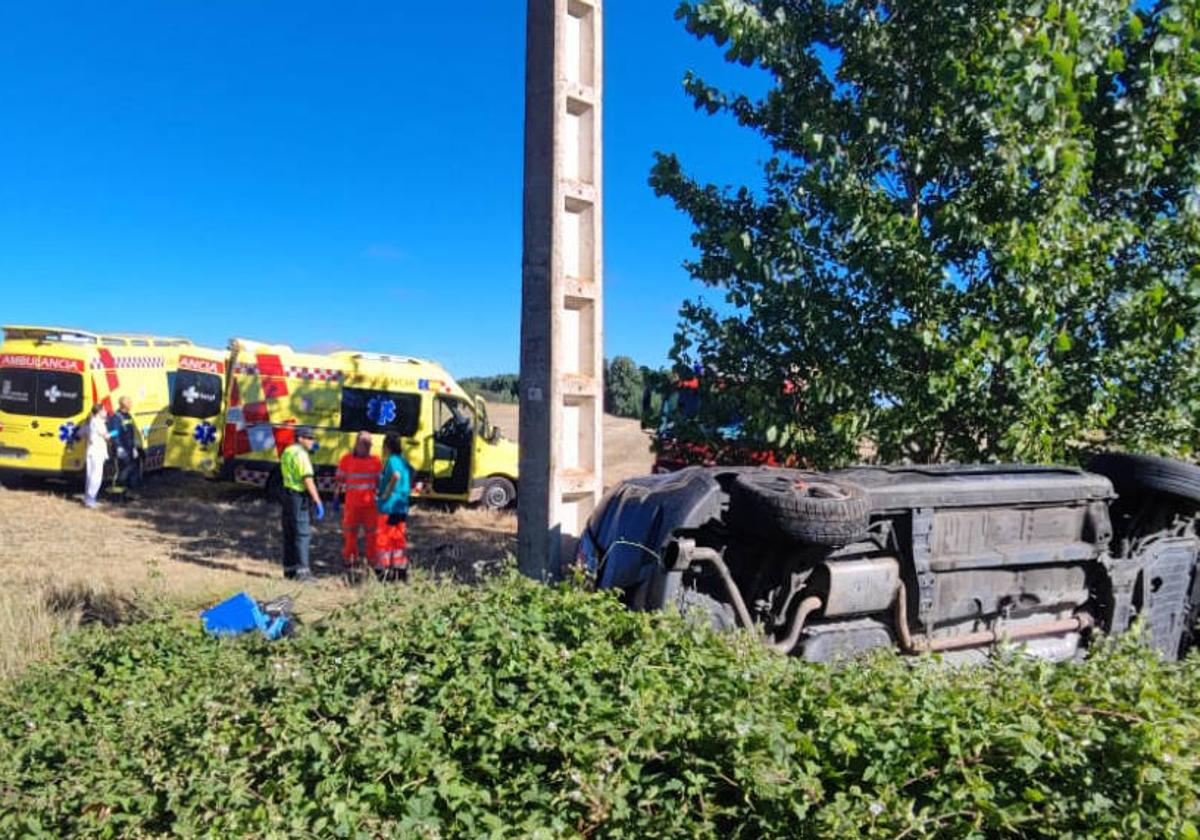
[
  {"left": 0, "top": 410, "right": 652, "bottom": 679},
  {"left": 486, "top": 403, "right": 654, "bottom": 488}
]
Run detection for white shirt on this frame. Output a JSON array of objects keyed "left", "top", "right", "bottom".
[{"left": 86, "top": 414, "right": 110, "bottom": 459}]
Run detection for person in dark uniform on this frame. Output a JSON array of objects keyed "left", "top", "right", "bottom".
[{"left": 107, "top": 397, "right": 142, "bottom": 500}]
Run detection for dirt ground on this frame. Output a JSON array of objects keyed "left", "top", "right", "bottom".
[{"left": 0, "top": 411, "right": 653, "bottom": 678}]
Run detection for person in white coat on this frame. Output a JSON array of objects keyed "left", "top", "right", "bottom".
[{"left": 83, "top": 404, "right": 111, "bottom": 508}]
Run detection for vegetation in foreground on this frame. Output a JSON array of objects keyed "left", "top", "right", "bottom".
[{"left": 1, "top": 573, "right": 1198, "bottom": 838}]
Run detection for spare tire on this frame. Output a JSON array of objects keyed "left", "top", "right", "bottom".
[
  {"left": 728, "top": 469, "right": 870, "bottom": 546},
  {"left": 1088, "top": 452, "right": 1200, "bottom": 506}
]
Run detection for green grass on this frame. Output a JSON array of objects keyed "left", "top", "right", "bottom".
[{"left": 2, "top": 573, "right": 1198, "bottom": 838}]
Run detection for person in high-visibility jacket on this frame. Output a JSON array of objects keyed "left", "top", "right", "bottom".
[
  {"left": 334, "top": 431, "right": 382, "bottom": 571},
  {"left": 375, "top": 432, "right": 413, "bottom": 581},
  {"left": 278, "top": 427, "right": 324, "bottom": 583}
]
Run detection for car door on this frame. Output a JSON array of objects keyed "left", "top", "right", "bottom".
[{"left": 431, "top": 396, "right": 474, "bottom": 497}]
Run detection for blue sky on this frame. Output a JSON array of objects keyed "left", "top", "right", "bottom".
[{"left": 0, "top": 3, "right": 769, "bottom": 377}]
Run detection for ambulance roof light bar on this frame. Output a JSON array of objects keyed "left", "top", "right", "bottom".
[
  {"left": 4, "top": 325, "right": 100, "bottom": 345},
  {"left": 3, "top": 326, "right": 194, "bottom": 347},
  {"left": 227, "top": 337, "right": 296, "bottom": 353},
  {"left": 334, "top": 351, "right": 430, "bottom": 367}
]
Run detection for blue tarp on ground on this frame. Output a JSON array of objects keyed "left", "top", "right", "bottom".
[{"left": 200, "top": 592, "right": 289, "bottom": 640}]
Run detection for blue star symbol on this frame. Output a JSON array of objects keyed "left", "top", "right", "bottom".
[
  {"left": 193, "top": 422, "right": 218, "bottom": 447},
  {"left": 367, "top": 396, "right": 397, "bottom": 425}
]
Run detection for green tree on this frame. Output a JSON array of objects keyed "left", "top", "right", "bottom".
[
  {"left": 605, "top": 356, "right": 645, "bottom": 418},
  {"left": 652, "top": 0, "right": 1200, "bottom": 466}
]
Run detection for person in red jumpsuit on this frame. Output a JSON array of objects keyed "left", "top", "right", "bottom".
[{"left": 334, "top": 431, "right": 382, "bottom": 576}]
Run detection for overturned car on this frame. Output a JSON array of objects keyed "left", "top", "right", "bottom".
[{"left": 577, "top": 454, "right": 1200, "bottom": 663}]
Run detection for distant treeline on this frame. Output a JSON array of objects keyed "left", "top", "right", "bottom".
[
  {"left": 460, "top": 375, "right": 520, "bottom": 404},
  {"left": 462, "top": 357, "right": 657, "bottom": 419}
]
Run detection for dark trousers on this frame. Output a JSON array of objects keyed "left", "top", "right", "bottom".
[
  {"left": 281, "top": 490, "right": 312, "bottom": 576},
  {"left": 116, "top": 457, "right": 142, "bottom": 491}
]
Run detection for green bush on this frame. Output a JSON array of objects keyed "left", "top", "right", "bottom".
[{"left": 2, "top": 574, "right": 1199, "bottom": 838}]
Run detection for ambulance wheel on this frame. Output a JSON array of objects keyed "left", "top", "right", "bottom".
[
  {"left": 265, "top": 468, "right": 284, "bottom": 505},
  {"left": 481, "top": 477, "right": 516, "bottom": 510}
]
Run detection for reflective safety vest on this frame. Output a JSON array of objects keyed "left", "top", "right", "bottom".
[
  {"left": 336, "top": 453, "right": 382, "bottom": 507},
  {"left": 280, "top": 443, "right": 314, "bottom": 492}
]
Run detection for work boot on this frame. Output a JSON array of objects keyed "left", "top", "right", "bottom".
[{"left": 293, "top": 570, "right": 318, "bottom": 584}]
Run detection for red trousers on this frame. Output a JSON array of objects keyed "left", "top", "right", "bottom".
[
  {"left": 375, "top": 515, "right": 408, "bottom": 569},
  {"left": 341, "top": 504, "right": 377, "bottom": 564}
]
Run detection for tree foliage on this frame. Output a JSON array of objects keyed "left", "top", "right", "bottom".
[
  {"left": 604, "top": 356, "right": 645, "bottom": 418},
  {"left": 652, "top": 0, "right": 1200, "bottom": 466}
]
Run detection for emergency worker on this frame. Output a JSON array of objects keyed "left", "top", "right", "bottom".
[
  {"left": 375, "top": 432, "right": 413, "bottom": 581},
  {"left": 335, "top": 431, "right": 382, "bottom": 572},
  {"left": 83, "top": 404, "right": 111, "bottom": 509},
  {"left": 107, "top": 396, "right": 142, "bottom": 500},
  {"left": 279, "top": 427, "right": 324, "bottom": 582}
]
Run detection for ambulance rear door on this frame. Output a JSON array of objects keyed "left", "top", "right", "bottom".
[
  {"left": 0, "top": 354, "right": 89, "bottom": 475},
  {"left": 164, "top": 351, "right": 227, "bottom": 473}
]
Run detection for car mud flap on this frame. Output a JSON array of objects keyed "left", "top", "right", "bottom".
[
  {"left": 912, "top": 508, "right": 936, "bottom": 630},
  {"left": 1102, "top": 557, "right": 1141, "bottom": 637},
  {"left": 1139, "top": 536, "right": 1199, "bottom": 658},
  {"left": 644, "top": 564, "right": 683, "bottom": 613}
]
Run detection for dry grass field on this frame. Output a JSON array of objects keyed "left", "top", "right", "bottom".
[{"left": 0, "top": 411, "right": 652, "bottom": 679}]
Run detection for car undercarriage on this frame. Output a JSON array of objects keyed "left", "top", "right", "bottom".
[{"left": 578, "top": 454, "right": 1200, "bottom": 663}]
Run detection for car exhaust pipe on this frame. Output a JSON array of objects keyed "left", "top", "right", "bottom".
[
  {"left": 675, "top": 539, "right": 825, "bottom": 653},
  {"left": 674, "top": 540, "right": 756, "bottom": 630},
  {"left": 766, "top": 595, "right": 823, "bottom": 655},
  {"left": 894, "top": 581, "right": 1094, "bottom": 653}
]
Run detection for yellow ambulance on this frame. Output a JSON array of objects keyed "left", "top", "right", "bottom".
[
  {"left": 0, "top": 325, "right": 227, "bottom": 483},
  {"left": 216, "top": 338, "right": 520, "bottom": 508}
]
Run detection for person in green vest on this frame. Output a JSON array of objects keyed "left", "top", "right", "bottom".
[{"left": 279, "top": 426, "right": 324, "bottom": 582}]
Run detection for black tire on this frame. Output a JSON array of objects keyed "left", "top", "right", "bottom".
[
  {"left": 675, "top": 588, "right": 737, "bottom": 632},
  {"left": 265, "top": 468, "right": 284, "bottom": 505},
  {"left": 1088, "top": 453, "right": 1200, "bottom": 506},
  {"left": 480, "top": 476, "right": 516, "bottom": 510},
  {"left": 728, "top": 469, "right": 870, "bottom": 546}
]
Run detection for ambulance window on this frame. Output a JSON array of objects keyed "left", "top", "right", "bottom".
[
  {"left": 35, "top": 371, "right": 84, "bottom": 417},
  {"left": 0, "top": 369, "right": 84, "bottom": 418},
  {"left": 100, "top": 337, "right": 127, "bottom": 346},
  {"left": 130, "top": 339, "right": 150, "bottom": 347},
  {"left": 171, "top": 371, "right": 223, "bottom": 419},
  {"left": 340, "top": 388, "right": 421, "bottom": 437},
  {"left": 0, "top": 369, "right": 36, "bottom": 415}
]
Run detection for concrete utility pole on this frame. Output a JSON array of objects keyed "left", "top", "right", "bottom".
[{"left": 519, "top": 0, "right": 604, "bottom": 579}]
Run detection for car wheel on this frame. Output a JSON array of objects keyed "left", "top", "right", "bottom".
[
  {"left": 728, "top": 469, "right": 870, "bottom": 546},
  {"left": 1088, "top": 452, "right": 1200, "bottom": 505},
  {"left": 481, "top": 476, "right": 516, "bottom": 510},
  {"left": 675, "top": 588, "right": 737, "bottom": 632}
]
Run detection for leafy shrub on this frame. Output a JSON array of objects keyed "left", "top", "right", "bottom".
[{"left": 2, "top": 574, "right": 1199, "bottom": 838}]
